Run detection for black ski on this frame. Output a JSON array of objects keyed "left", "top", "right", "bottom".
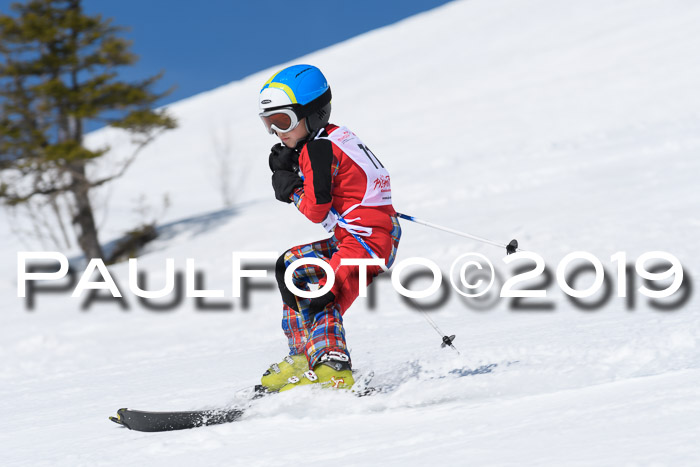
[
  {"left": 110, "top": 406, "right": 245, "bottom": 432},
  {"left": 108, "top": 365, "right": 500, "bottom": 432},
  {"left": 110, "top": 372, "right": 377, "bottom": 432},
  {"left": 110, "top": 384, "right": 271, "bottom": 432}
]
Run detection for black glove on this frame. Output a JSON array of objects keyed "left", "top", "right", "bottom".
[
  {"left": 268, "top": 143, "right": 299, "bottom": 173},
  {"left": 271, "top": 170, "right": 303, "bottom": 203}
]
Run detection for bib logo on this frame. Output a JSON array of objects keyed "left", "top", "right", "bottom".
[
  {"left": 373, "top": 175, "right": 391, "bottom": 190},
  {"left": 339, "top": 129, "right": 354, "bottom": 144}
]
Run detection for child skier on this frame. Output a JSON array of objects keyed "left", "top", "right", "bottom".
[{"left": 258, "top": 64, "right": 401, "bottom": 391}]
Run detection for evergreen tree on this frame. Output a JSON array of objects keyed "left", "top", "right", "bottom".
[{"left": 0, "top": 0, "right": 176, "bottom": 260}]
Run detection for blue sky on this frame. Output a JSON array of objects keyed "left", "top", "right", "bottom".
[{"left": 2, "top": 0, "right": 451, "bottom": 107}]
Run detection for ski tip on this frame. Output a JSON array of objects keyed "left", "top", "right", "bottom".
[
  {"left": 109, "top": 408, "right": 131, "bottom": 427},
  {"left": 110, "top": 409, "right": 134, "bottom": 429},
  {"left": 109, "top": 415, "right": 123, "bottom": 426}
]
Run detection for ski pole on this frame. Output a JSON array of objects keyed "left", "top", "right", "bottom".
[
  {"left": 294, "top": 170, "right": 459, "bottom": 353},
  {"left": 396, "top": 212, "right": 520, "bottom": 255},
  {"left": 330, "top": 207, "right": 460, "bottom": 354}
]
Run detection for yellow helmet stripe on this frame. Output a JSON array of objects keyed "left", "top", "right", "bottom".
[
  {"left": 262, "top": 69, "right": 282, "bottom": 87},
  {"left": 268, "top": 82, "right": 298, "bottom": 104}
]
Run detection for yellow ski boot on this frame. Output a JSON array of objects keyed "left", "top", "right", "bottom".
[
  {"left": 279, "top": 352, "right": 354, "bottom": 392},
  {"left": 261, "top": 355, "right": 309, "bottom": 392}
]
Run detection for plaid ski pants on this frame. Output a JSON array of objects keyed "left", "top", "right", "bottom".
[{"left": 278, "top": 215, "right": 401, "bottom": 368}]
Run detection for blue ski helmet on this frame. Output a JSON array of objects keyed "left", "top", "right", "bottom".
[{"left": 259, "top": 64, "right": 332, "bottom": 133}]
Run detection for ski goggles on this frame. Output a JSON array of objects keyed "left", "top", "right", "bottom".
[{"left": 259, "top": 107, "right": 300, "bottom": 134}]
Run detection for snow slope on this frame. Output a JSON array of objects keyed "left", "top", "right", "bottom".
[{"left": 2, "top": 0, "right": 700, "bottom": 465}]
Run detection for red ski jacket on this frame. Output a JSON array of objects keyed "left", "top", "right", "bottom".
[{"left": 291, "top": 124, "right": 396, "bottom": 242}]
